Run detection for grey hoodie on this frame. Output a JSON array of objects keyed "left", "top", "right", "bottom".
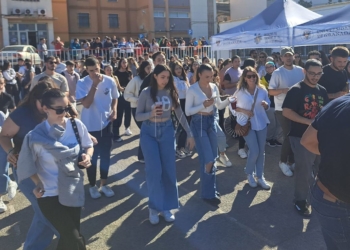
[{"left": 17, "top": 121, "right": 85, "bottom": 207}]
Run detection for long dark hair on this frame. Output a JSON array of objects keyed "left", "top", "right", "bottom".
[
  {"left": 138, "top": 60, "right": 151, "bottom": 80},
  {"left": 18, "top": 81, "right": 55, "bottom": 122},
  {"left": 41, "top": 88, "right": 78, "bottom": 118},
  {"left": 2, "top": 61, "right": 11, "bottom": 71},
  {"left": 171, "top": 61, "right": 187, "bottom": 81},
  {"left": 219, "top": 58, "right": 232, "bottom": 70},
  {"left": 196, "top": 63, "right": 213, "bottom": 81},
  {"left": 149, "top": 65, "right": 179, "bottom": 108},
  {"left": 117, "top": 57, "right": 128, "bottom": 71}
]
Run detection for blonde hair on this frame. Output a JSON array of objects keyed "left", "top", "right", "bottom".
[{"left": 237, "top": 66, "right": 266, "bottom": 90}]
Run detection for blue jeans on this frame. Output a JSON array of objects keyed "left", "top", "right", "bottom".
[
  {"left": 243, "top": 127, "right": 267, "bottom": 179},
  {"left": 13, "top": 168, "right": 57, "bottom": 250},
  {"left": 191, "top": 114, "right": 217, "bottom": 199},
  {"left": 215, "top": 121, "right": 226, "bottom": 153},
  {"left": 311, "top": 183, "right": 350, "bottom": 250},
  {"left": 140, "top": 119, "right": 179, "bottom": 211},
  {"left": 88, "top": 122, "right": 113, "bottom": 186},
  {"left": 0, "top": 146, "right": 9, "bottom": 195}
]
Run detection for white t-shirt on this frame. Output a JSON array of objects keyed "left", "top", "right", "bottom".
[
  {"left": 34, "top": 118, "right": 93, "bottom": 197},
  {"left": 268, "top": 65, "right": 304, "bottom": 111},
  {"left": 174, "top": 76, "right": 189, "bottom": 99},
  {"left": 76, "top": 75, "right": 120, "bottom": 132}
]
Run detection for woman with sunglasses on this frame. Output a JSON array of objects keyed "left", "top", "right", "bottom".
[
  {"left": 17, "top": 88, "right": 93, "bottom": 250},
  {"left": 136, "top": 64, "right": 194, "bottom": 224},
  {"left": 185, "top": 64, "right": 231, "bottom": 205},
  {"left": 233, "top": 66, "right": 271, "bottom": 190},
  {"left": 0, "top": 81, "right": 58, "bottom": 249},
  {"left": 293, "top": 53, "right": 304, "bottom": 68},
  {"left": 257, "top": 52, "right": 268, "bottom": 77}
]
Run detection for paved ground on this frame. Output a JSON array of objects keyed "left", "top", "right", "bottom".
[{"left": 0, "top": 117, "right": 326, "bottom": 250}]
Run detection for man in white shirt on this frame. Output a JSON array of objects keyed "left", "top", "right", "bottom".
[
  {"left": 38, "top": 38, "right": 48, "bottom": 61},
  {"left": 30, "top": 56, "right": 69, "bottom": 94},
  {"left": 76, "top": 57, "right": 119, "bottom": 199},
  {"left": 268, "top": 47, "right": 304, "bottom": 177}
]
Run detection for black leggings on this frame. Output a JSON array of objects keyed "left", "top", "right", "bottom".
[
  {"left": 177, "top": 99, "right": 191, "bottom": 149},
  {"left": 38, "top": 196, "right": 86, "bottom": 250},
  {"left": 114, "top": 95, "right": 131, "bottom": 139}
]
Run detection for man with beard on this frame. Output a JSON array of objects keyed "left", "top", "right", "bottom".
[
  {"left": 318, "top": 46, "right": 349, "bottom": 101},
  {"left": 282, "top": 59, "right": 329, "bottom": 216},
  {"left": 269, "top": 47, "right": 304, "bottom": 177}
]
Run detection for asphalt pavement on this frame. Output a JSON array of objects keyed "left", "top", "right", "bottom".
[{"left": 0, "top": 116, "right": 326, "bottom": 250}]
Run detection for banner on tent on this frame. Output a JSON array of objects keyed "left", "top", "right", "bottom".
[
  {"left": 211, "top": 29, "right": 290, "bottom": 50},
  {"left": 294, "top": 23, "right": 350, "bottom": 46}
]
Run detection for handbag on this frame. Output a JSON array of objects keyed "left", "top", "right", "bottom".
[
  {"left": 224, "top": 114, "right": 238, "bottom": 138},
  {"left": 234, "top": 89, "right": 259, "bottom": 137},
  {"left": 70, "top": 118, "right": 86, "bottom": 169}
]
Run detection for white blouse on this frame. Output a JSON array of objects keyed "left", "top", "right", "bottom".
[
  {"left": 185, "top": 82, "right": 229, "bottom": 116},
  {"left": 174, "top": 76, "right": 189, "bottom": 99},
  {"left": 230, "top": 86, "right": 270, "bottom": 131}
]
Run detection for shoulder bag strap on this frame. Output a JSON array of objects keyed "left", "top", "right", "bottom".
[
  {"left": 251, "top": 88, "right": 259, "bottom": 112},
  {"left": 70, "top": 118, "right": 82, "bottom": 149}
]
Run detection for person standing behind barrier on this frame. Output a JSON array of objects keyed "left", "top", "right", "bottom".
[
  {"left": 268, "top": 47, "right": 304, "bottom": 177},
  {"left": 2, "top": 61, "right": 20, "bottom": 105},
  {"left": 71, "top": 38, "right": 81, "bottom": 61},
  {"left": 150, "top": 38, "right": 159, "bottom": 53},
  {"left": 17, "top": 89, "right": 93, "bottom": 250},
  {"left": 261, "top": 61, "right": 282, "bottom": 147},
  {"left": 124, "top": 61, "right": 151, "bottom": 163},
  {"left": 185, "top": 64, "right": 230, "bottom": 205},
  {"left": 0, "top": 81, "right": 58, "bottom": 250},
  {"left": 103, "top": 37, "right": 113, "bottom": 63},
  {"left": 61, "top": 61, "right": 80, "bottom": 109},
  {"left": 114, "top": 58, "right": 133, "bottom": 142},
  {"left": 136, "top": 64, "right": 194, "bottom": 224},
  {"left": 233, "top": 66, "right": 271, "bottom": 190},
  {"left": 82, "top": 40, "right": 91, "bottom": 59},
  {"left": 38, "top": 38, "right": 48, "bottom": 61},
  {"left": 51, "top": 37, "right": 65, "bottom": 60},
  {"left": 30, "top": 56, "right": 69, "bottom": 94},
  {"left": 126, "top": 38, "right": 135, "bottom": 58},
  {"left": 76, "top": 57, "right": 119, "bottom": 199}
]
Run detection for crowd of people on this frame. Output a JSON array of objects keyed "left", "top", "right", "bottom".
[{"left": 0, "top": 43, "right": 350, "bottom": 250}]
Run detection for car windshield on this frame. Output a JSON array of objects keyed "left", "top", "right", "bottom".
[{"left": 1, "top": 46, "right": 24, "bottom": 52}]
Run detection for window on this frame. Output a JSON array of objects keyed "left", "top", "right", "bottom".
[
  {"left": 108, "top": 14, "right": 119, "bottom": 28},
  {"left": 169, "top": 12, "right": 189, "bottom": 18},
  {"left": 78, "top": 13, "right": 90, "bottom": 28},
  {"left": 154, "top": 11, "right": 165, "bottom": 18}
]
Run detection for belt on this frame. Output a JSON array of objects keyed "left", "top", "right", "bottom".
[
  {"left": 317, "top": 180, "right": 343, "bottom": 203},
  {"left": 197, "top": 111, "right": 213, "bottom": 116}
]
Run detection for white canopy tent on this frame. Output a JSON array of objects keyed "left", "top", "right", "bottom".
[
  {"left": 293, "top": 5, "right": 350, "bottom": 46},
  {"left": 211, "top": 0, "right": 321, "bottom": 51}
]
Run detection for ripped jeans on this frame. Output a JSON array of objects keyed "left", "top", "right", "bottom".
[{"left": 190, "top": 114, "right": 217, "bottom": 199}]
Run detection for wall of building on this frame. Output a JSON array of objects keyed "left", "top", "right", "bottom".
[
  {"left": 52, "top": 0, "right": 69, "bottom": 44},
  {"left": 230, "top": 0, "right": 267, "bottom": 20}
]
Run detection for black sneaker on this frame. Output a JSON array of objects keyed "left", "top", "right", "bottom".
[
  {"left": 273, "top": 139, "right": 282, "bottom": 147},
  {"left": 266, "top": 140, "right": 276, "bottom": 147},
  {"left": 294, "top": 200, "right": 311, "bottom": 217}
]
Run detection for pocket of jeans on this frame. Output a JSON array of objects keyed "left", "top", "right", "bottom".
[{"left": 312, "top": 205, "right": 347, "bottom": 243}]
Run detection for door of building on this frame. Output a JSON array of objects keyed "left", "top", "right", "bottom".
[{"left": 28, "top": 31, "right": 38, "bottom": 48}]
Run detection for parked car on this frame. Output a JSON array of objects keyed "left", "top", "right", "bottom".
[{"left": 0, "top": 45, "right": 41, "bottom": 66}]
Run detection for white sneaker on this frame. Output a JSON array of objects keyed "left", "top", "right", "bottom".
[
  {"left": 160, "top": 210, "right": 175, "bottom": 222},
  {"left": 149, "top": 208, "right": 159, "bottom": 225},
  {"left": 181, "top": 148, "right": 193, "bottom": 157},
  {"left": 89, "top": 186, "right": 101, "bottom": 199},
  {"left": 257, "top": 177, "right": 271, "bottom": 190},
  {"left": 176, "top": 149, "right": 186, "bottom": 159},
  {"left": 100, "top": 185, "right": 115, "bottom": 197},
  {"left": 125, "top": 128, "right": 132, "bottom": 136},
  {"left": 289, "top": 163, "right": 295, "bottom": 172},
  {"left": 219, "top": 154, "right": 232, "bottom": 167},
  {"left": 3, "top": 175, "right": 18, "bottom": 200},
  {"left": 279, "top": 162, "right": 293, "bottom": 177},
  {"left": 0, "top": 197, "right": 7, "bottom": 213},
  {"left": 247, "top": 174, "right": 257, "bottom": 188},
  {"left": 238, "top": 149, "right": 247, "bottom": 159}
]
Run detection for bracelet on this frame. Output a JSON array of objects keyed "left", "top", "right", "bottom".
[{"left": 8, "top": 148, "right": 14, "bottom": 154}]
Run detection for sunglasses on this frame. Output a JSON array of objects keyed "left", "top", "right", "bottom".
[
  {"left": 48, "top": 106, "right": 71, "bottom": 115},
  {"left": 259, "top": 56, "right": 266, "bottom": 59},
  {"left": 246, "top": 74, "right": 257, "bottom": 79},
  {"left": 48, "top": 61, "right": 58, "bottom": 65}
]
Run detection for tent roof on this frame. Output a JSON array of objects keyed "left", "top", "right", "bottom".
[
  {"left": 297, "top": 4, "right": 350, "bottom": 26},
  {"left": 217, "top": 0, "right": 321, "bottom": 36}
]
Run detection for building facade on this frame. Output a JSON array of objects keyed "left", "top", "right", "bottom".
[{"left": 0, "top": 0, "right": 69, "bottom": 49}]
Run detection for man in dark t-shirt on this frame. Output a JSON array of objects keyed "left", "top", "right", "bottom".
[
  {"left": 318, "top": 46, "right": 349, "bottom": 101},
  {"left": 282, "top": 59, "right": 329, "bottom": 216},
  {"left": 301, "top": 94, "right": 350, "bottom": 249}
]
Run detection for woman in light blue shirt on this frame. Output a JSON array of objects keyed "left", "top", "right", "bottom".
[{"left": 232, "top": 66, "right": 271, "bottom": 190}]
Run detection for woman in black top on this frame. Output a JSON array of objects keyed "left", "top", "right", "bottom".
[{"left": 113, "top": 58, "right": 133, "bottom": 142}]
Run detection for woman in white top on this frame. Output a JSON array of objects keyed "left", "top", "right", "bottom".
[
  {"left": 2, "top": 61, "right": 20, "bottom": 105},
  {"left": 185, "top": 64, "right": 230, "bottom": 205},
  {"left": 188, "top": 60, "right": 200, "bottom": 84},
  {"left": 150, "top": 38, "right": 159, "bottom": 53},
  {"left": 126, "top": 38, "right": 135, "bottom": 57},
  {"left": 124, "top": 61, "right": 152, "bottom": 162},
  {"left": 232, "top": 66, "right": 271, "bottom": 190},
  {"left": 171, "top": 61, "right": 191, "bottom": 158},
  {"left": 22, "top": 89, "right": 93, "bottom": 249}
]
